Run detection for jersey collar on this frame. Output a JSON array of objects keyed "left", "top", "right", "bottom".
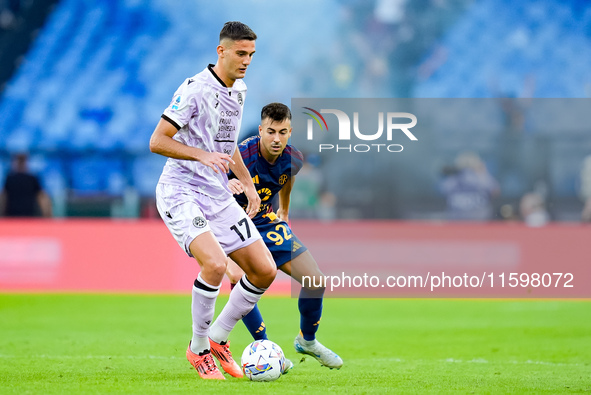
[{"left": 208, "top": 64, "right": 228, "bottom": 88}]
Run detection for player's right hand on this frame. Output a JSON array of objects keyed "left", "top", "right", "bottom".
[
  {"left": 228, "top": 179, "right": 244, "bottom": 195},
  {"left": 243, "top": 184, "right": 261, "bottom": 219},
  {"left": 199, "top": 151, "right": 235, "bottom": 173}
]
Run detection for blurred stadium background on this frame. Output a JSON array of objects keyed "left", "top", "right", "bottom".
[
  {"left": 1, "top": 4, "right": 590, "bottom": 392},
  {"left": 1, "top": 0, "right": 590, "bottom": 221}
]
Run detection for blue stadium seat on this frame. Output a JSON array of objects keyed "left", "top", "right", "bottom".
[
  {"left": 415, "top": 0, "right": 591, "bottom": 99},
  {"left": 131, "top": 155, "right": 167, "bottom": 197},
  {"left": 69, "top": 157, "right": 127, "bottom": 196}
]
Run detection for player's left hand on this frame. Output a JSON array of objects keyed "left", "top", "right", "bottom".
[
  {"left": 243, "top": 185, "right": 261, "bottom": 219},
  {"left": 228, "top": 179, "right": 244, "bottom": 195}
]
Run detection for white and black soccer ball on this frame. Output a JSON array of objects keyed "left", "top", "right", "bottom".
[{"left": 241, "top": 340, "right": 286, "bottom": 382}]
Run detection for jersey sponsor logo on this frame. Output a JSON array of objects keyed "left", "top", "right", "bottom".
[
  {"left": 259, "top": 188, "right": 272, "bottom": 202},
  {"left": 193, "top": 216, "right": 207, "bottom": 228},
  {"left": 220, "top": 110, "right": 240, "bottom": 117},
  {"left": 216, "top": 131, "right": 233, "bottom": 139},
  {"left": 253, "top": 202, "right": 269, "bottom": 214},
  {"left": 217, "top": 116, "right": 236, "bottom": 133},
  {"left": 279, "top": 174, "right": 288, "bottom": 185}
]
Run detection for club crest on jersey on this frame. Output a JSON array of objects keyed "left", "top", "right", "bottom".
[
  {"left": 193, "top": 216, "right": 207, "bottom": 228},
  {"left": 237, "top": 92, "right": 244, "bottom": 106}
]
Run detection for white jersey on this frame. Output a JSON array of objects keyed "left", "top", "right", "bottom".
[{"left": 158, "top": 64, "right": 246, "bottom": 203}]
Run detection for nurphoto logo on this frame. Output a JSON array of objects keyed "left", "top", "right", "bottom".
[{"left": 302, "top": 106, "right": 418, "bottom": 153}]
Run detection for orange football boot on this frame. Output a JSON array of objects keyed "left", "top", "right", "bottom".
[
  {"left": 186, "top": 344, "right": 225, "bottom": 380},
  {"left": 209, "top": 339, "right": 244, "bottom": 378}
]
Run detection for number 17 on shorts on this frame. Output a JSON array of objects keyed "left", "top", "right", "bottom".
[{"left": 210, "top": 201, "right": 262, "bottom": 254}]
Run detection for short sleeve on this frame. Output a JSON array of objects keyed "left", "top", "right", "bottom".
[
  {"left": 162, "top": 79, "right": 198, "bottom": 130},
  {"left": 289, "top": 146, "right": 304, "bottom": 177}
]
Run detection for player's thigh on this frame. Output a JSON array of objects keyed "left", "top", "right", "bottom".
[
  {"left": 188, "top": 231, "right": 228, "bottom": 283},
  {"left": 280, "top": 250, "right": 324, "bottom": 285},
  {"left": 228, "top": 239, "right": 276, "bottom": 288},
  {"left": 257, "top": 220, "right": 317, "bottom": 280}
]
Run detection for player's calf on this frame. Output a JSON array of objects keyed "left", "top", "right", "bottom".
[{"left": 229, "top": 240, "right": 277, "bottom": 289}]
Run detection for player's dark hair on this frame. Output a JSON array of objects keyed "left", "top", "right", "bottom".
[
  {"left": 219, "top": 21, "right": 257, "bottom": 42},
  {"left": 261, "top": 102, "right": 291, "bottom": 123}
]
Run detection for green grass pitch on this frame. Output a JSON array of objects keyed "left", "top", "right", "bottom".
[{"left": 1, "top": 294, "right": 589, "bottom": 394}]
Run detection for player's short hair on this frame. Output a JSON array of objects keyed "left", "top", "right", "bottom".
[
  {"left": 219, "top": 21, "right": 257, "bottom": 43},
  {"left": 261, "top": 102, "right": 292, "bottom": 123}
]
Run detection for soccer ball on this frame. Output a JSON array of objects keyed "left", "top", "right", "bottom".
[{"left": 241, "top": 339, "right": 286, "bottom": 382}]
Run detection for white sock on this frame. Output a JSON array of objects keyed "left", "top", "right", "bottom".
[
  {"left": 209, "top": 275, "right": 266, "bottom": 344},
  {"left": 190, "top": 273, "right": 220, "bottom": 354}
]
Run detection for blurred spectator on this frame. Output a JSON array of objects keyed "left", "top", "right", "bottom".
[
  {"left": 519, "top": 192, "right": 550, "bottom": 227},
  {"left": 140, "top": 197, "right": 160, "bottom": 219},
  {"left": 499, "top": 203, "right": 519, "bottom": 222},
  {"left": 290, "top": 154, "right": 336, "bottom": 221},
  {"left": 0, "top": 0, "right": 22, "bottom": 31},
  {"left": 318, "top": 189, "right": 337, "bottom": 222},
  {"left": 581, "top": 199, "right": 591, "bottom": 223},
  {"left": 0, "top": 153, "right": 52, "bottom": 217},
  {"left": 439, "top": 151, "right": 500, "bottom": 221},
  {"left": 579, "top": 155, "right": 591, "bottom": 222}
]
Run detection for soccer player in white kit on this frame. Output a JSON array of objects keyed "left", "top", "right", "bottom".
[{"left": 149, "top": 21, "right": 276, "bottom": 380}]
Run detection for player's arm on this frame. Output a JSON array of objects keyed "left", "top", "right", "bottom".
[
  {"left": 229, "top": 148, "right": 260, "bottom": 218},
  {"left": 149, "top": 118, "right": 234, "bottom": 173},
  {"left": 37, "top": 191, "right": 52, "bottom": 217},
  {"left": 0, "top": 191, "right": 5, "bottom": 217},
  {"left": 276, "top": 176, "right": 295, "bottom": 223}
]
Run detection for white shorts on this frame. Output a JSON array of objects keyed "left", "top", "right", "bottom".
[{"left": 156, "top": 183, "right": 261, "bottom": 256}]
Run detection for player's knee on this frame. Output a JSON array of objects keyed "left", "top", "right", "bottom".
[
  {"left": 258, "top": 261, "right": 277, "bottom": 287},
  {"left": 310, "top": 284, "right": 326, "bottom": 293},
  {"left": 226, "top": 264, "right": 245, "bottom": 284},
  {"left": 262, "top": 261, "right": 277, "bottom": 283},
  {"left": 301, "top": 269, "right": 326, "bottom": 292},
  {"left": 250, "top": 256, "right": 277, "bottom": 288},
  {"left": 204, "top": 259, "right": 227, "bottom": 279},
  {"left": 303, "top": 283, "right": 326, "bottom": 293},
  {"left": 227, "top": 272, "right": 242, "bottom": 285}
]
